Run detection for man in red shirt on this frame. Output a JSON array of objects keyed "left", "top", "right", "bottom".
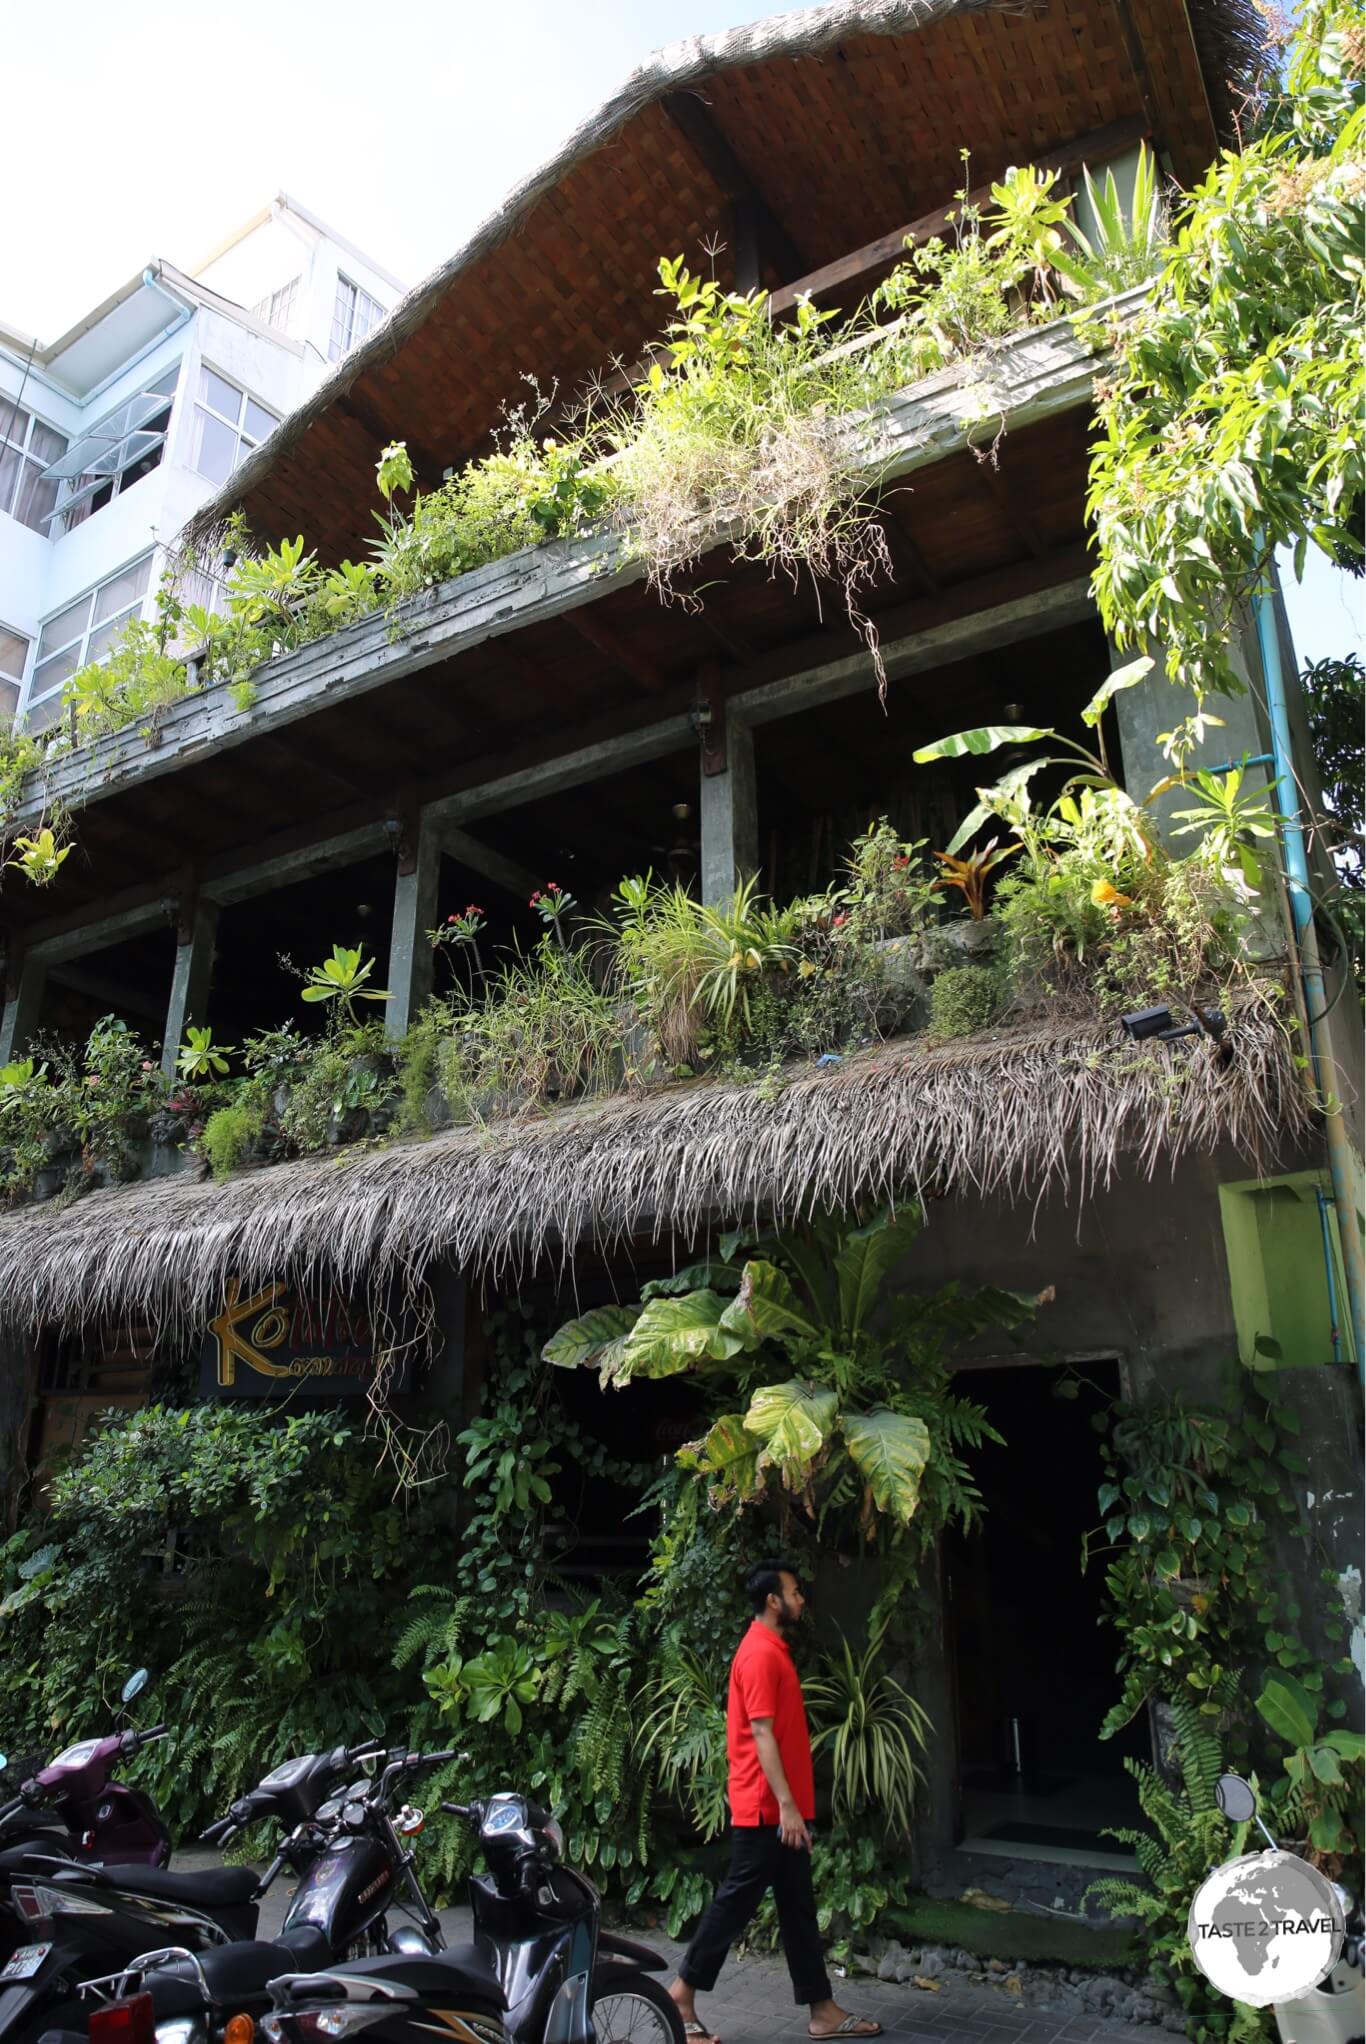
[{"left": 668, "top": 1560, "right": 883, "bottom": 2044}]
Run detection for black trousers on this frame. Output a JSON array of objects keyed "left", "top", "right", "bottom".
[{"left": 680, "top": 1824, "right": 832, "bottom": 2006}]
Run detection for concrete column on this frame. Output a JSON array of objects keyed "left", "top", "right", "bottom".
[
  {"left": 386, "top": 809, "right": 442, "bottom": 1041},
  {"left": 0, "top": 952, "right": 46, "bottom": 1065},
  {"left": 700, "top": 717, "right": 758, "bottom": 905},
  {"left": 1109, "top": 631, "right": 1270, "bottom": 844},
  {"left": 161, "top": 898, "right": 220, "bottom": 1079}
]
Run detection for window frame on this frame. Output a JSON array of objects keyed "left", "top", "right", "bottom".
[
  {"left": 26, "top": 553, "right": 155, "bottom": 726},
  {"left": 51, "top": 364, "right": 181, "bottom": 534},
  {"left": 188, "top": 364, "right": 280, "bottom": 486},
  {"left": 0, "top": 622, "right": 30, "bottom": 726},
  {"left": 329, "top": 274, "right": 383, "bottom": 362},
  {"left": 252, "top": 275, "right": 301, "bottom": 333},
  {"left": 0, "top": 400, "right": 68, "bottom": 534}
]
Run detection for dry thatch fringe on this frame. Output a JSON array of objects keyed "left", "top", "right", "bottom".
[
  {"left": 0, "top": 998, "right": 1308, "bottom": 1344},
  {"left": 181, "top": 0, "right": 1264, "bottom": 555}
]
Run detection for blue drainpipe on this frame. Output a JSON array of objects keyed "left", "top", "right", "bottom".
[{"left": 1251, "top": 552, "right": 1364, "bottom": 1376}]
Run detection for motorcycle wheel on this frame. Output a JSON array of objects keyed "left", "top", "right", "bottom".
[{"left": 590, "top": 1966, "right": 685, "bottom": 2044}]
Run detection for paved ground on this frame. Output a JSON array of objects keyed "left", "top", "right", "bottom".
[{"left": 178, "top": 1854, "right": 1159, "bottom": 2044}]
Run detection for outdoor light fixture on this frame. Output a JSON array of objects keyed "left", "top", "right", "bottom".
[
  {"left": 382, "top": 812, "right": 403, "bottom": 853},
  {"left": 1121, "top": 1004, "right": 1232, "bottom": 1064}
]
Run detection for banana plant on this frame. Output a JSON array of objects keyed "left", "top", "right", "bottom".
[
  {"left": 911, "top": 656, "right": 1154, "bottom": 856},
  {"left": 543, "top": 1206, "right": 1032, "bottom": 1534}
]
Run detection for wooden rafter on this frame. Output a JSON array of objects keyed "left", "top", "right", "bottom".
[{"left": 661, "top": 90, "right": 809, "bottom": 281}]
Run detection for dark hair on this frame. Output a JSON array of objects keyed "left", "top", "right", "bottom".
[{"left": 744, "top": 1558, "right": 801, "bottom": 1614}]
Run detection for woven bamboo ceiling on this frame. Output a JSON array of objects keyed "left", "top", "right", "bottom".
[{"left": 195, "top": 0, "right": 1260, "bottom": 568}]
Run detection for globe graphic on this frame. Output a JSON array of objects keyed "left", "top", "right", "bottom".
[{"left": 1189, "top": 1850, "right": 1345, "bottom": 2008}]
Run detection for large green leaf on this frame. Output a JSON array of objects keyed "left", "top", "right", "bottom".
[
  {"left": 542, "top": 1305, "right": 641, "bottom": 1370},
  {"left": 1256, "top": 1670, "right": 1318, "bottom": 1751},
  {"left": 640, "top": 1261, "right": 742, "bottom": 1300},
  {"left": 744, "top": 1379, "right": 838, "bottom": 1488},
  {"left": 616, "top": 1291, "right": 745, "bottom": 1381},
  {"left": 912, "top": 725, "right": 1050, "bottom": 763},
  {"left": 834, "top": 1210, "right": 921, "bottom": 1340},
  {"left": 1080, "top": 656, "right": 1154, "bottom": 728},
  {"left": 841, "top": 1408, "right": 932, "bottom": 1524},
  {"left": 944, "top": 758, "right": 1051, "bottom": 856},
  {"left": 677, "top": 1412, "right": 763, "bottom": 1503},
  {"left": 720, "top": 1262, "right": 820, "bottom": 1350}
]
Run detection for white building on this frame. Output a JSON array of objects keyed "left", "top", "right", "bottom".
[{"left": 0, "top": 196, "right": 402, "bottom": 731}]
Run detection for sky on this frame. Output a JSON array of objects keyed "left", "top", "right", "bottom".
[{"left": 6, "top": 0, "right": 1363, "bottom": 668}]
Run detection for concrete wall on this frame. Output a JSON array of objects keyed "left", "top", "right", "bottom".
[{"left": 896, "top": 1138, "right": 1364, "bottom": 1868}]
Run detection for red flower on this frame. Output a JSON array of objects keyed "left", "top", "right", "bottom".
[
  {"left": 529, "top": 892, "right": 541, "bottom": 906},
  {"left": 447, "top": 913, "right": 458, "bottom": 922},
  {"left": 832, "top": 913, "right": 849, "bottom": 928},
  {"left": 893, "top": 854, "right": 910, "bottom": 869},
  {"left": 466, "top": 904, "right": 483, "bottom": 916},
  {"left": 547, "top": 881, "right": 561, "bottom": 894}
]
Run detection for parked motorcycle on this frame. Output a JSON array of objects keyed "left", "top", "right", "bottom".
[
  {"left": 0, "top": 1741, "right": 401, "bottom": 2044},
  {"left": 65, "top": 1744, "right": 459, "bottom": 2044},
  {"left": 260, "top": 1787, "right": 684, "bottom": 2044},
  {"left": 0, "top": 1674, "right": 170, "bottom": 1869},
  {"left": 1215, "top": 1773, "right": 1364, "bottom": 2044}
]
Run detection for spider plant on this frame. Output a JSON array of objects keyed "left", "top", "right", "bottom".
[{"left": 804, "top": 1624, "right": 933, "bottom": 1840}]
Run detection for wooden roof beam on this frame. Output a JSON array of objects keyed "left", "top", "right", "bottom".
[
  {"left": 568, "top": 610, "right": 669, "bottom": 693},
  {"left": 662, "top": 90, "right": 809, "bottom": 282},
  {"left": 766, "top": 116, "right": 1150, "bottom": 319},
  {"left": 977, "top": 454, "right": 1049, "bottom": 561}
]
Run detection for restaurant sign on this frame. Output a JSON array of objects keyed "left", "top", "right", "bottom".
[{"left": 200, "top": 1277, "right": 409, "bottom": 1398}]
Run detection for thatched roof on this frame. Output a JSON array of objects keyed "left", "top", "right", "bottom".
[
  {"left": 0, "top": 1004, "right": 1306, "bottom": 1339},
  {"left": 185, "top": 0, "right": 1263, "bottom": 567}
]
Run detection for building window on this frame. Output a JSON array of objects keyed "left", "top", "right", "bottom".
[
  {"left": 329, "top": 275, "right": 382, "bottom": 361},
  {"left": 0, "top": 624, "right": 29, "bottom": 725},
  {"left": 50, "top": 365, "right": 180, "bottom": 534},
  {"left": 189, "top": 367, "right": 279, "bottom": 486},
  {"left": 27, "top": 555, "right": 153, "bottom": 729},
  {"left": 252, "top": 276, "right": 300, "bottom": 333},
  {"left": 0, "top": 403, "right": 68, "bottom": 534}
]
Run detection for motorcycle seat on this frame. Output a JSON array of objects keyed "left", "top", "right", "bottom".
[
  {"left": 53, "top": 1862, "right": 259, "bottom": 1908},
  {"left": 148, "top": 1931, "right": 335, "bottom": 2018},
  {"left": 293, "top": 1948, "right": 506, "bottom": 2010}
]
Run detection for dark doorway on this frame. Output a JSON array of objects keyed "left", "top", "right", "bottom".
[{"left": 946, "top": 1359, "right": 1144, "bottom": 1866}]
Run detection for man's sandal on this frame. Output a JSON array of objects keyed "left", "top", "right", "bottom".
[
  {"left": 808, "top": 2020, "right": 883, "bottom": 2038},
  {"left": 682, "top": 2024, "right": 722, "bottom": 2044}
]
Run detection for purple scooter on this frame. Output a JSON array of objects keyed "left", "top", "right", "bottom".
[{"left": 0, "top": 1672, "right": 170, "bottom": 1871}]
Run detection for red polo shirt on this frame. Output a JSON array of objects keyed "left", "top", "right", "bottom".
[{"left": 726, "top": 1619, "right": 816, "bottom": 1824}]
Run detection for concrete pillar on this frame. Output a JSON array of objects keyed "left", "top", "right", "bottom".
[
  {"left": 161, "top": 897, "right": 220, "bottom": 1079},
  {"left": 700, "top": 717, "right": 758, "bottom": 905},
  {"left": 0, "top": 952, "right": 46, "bottom": 1065},
  {"left": 1109, "top": 631, "right": 1270, "bottom": 843},
  {"left": 386, "top": 809, "right": 442, "bottom": 1040}
]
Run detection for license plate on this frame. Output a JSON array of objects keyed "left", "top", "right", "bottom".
[{"left": 1, "top": 1944, "right": 50, "bottom": 1981}]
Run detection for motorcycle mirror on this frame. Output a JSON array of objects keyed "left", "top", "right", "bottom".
[
  {"left": 1215, "top": 1773, "right": 1258, "bottom": 1824},
  {"left": 0, "top": 1754, "right": 7, "bottom": 1774},
  {"left": 121, "top": 1668, "right": 150, "bottom": 1706}
]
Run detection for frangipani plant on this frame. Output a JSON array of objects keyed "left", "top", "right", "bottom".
[{"left": 301, "top": 946, "right": 392, "bottom": 1024}]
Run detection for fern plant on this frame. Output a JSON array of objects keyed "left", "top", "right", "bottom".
[
  {"left": 1086, "top": 1702, "right": 1266, "bottom": 2044},
  {"left": 635, "top": 1647, "right": 729, "bottom": 1841}
]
